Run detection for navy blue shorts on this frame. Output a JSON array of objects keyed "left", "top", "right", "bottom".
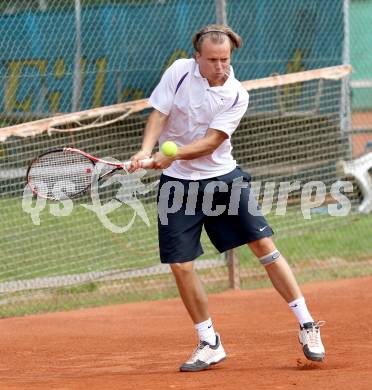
[{"left": 157, "top": 167, "right": 273, "bottom": 263}]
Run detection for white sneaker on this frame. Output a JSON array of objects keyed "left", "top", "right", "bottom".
[
  {"left": 299, "top": 321, "right": 325, "bottom": 362},
  {"left": 180, "top": 333, "right": 227, "bottom": 372}
]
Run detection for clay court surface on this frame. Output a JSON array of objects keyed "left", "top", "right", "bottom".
[{"left": 1, "top": 276, "right": 372, "bottom": 390}]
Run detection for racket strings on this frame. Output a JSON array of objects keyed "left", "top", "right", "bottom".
[{"left": 28, "top": 151, "right": 94, "bottom": 200}]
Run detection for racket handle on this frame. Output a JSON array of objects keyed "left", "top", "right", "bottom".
[
  {"left": 139, "top": 158, "right": 154, "bottom": 168},
  {"left": 123, "top": 157, "right": 154, "bottom": 169}
]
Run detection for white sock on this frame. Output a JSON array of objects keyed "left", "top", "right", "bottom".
[
  {"left": 194, "top": 318, "right": 216, "bottom": 345},
  {"left": 288, "top": 296, "right": 314, "bottom": 326}
]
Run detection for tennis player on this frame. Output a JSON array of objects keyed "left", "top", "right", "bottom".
[{"left": 130, "top": 24, "right": 325, "bottom": 372}]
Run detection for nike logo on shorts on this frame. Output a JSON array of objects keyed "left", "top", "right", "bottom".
[{"left": 259, "top": 226, "right": 268, "bottom": 232}]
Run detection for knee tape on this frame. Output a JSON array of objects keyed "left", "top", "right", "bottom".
[{"left": 259, "top": 250, "right": 281, "bottom": 266}]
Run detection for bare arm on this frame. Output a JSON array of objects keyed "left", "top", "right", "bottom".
[
  {"left": 130, "top": 108, "right": 228, "bottom": 171},
  {"left": 141, "top": 109, "right": 168, "bottom": 154},
  {"left": 151, "top": 128, "right": 228, "bottom": 169},
  {"left": 128, "top": 109, "right": 168, "bottom": 172},
  {"left": 175, "top": 128, "right": 228, "bottom": 160}
]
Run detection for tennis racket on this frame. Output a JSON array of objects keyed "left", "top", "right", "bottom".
[{"left": 26, "top": 147, "right": 153, "bottom": 201}]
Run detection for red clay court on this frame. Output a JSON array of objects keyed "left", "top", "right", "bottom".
[{"left": 1, "top": 276, "right": 371, "bottom": 390}]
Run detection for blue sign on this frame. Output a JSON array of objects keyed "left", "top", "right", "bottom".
[{"left": 0, "top": 0, "right": 343, "bottom": 114}]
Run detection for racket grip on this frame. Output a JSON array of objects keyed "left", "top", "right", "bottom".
[
  {"left": 123, "top": 157, "right": 154, "bottom": 169},
  {"left": 140, "top": 158, "right": 154, "bottom": 168}
]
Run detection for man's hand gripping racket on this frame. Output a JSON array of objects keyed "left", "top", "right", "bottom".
[{"left": 129, "top": 141, "right": 178, "bottom": 173}]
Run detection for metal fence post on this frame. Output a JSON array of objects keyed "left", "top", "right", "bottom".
[
  {"left": 226, "top": 249, "right": 241, "bottom": 290},
  {"left": 215, "top": 0, "right": 227, "bottom": 25},
  {"left": 216, "top": 0, "right": 241, "bottom": 290}
]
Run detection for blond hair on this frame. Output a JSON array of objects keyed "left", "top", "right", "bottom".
[{"left": 192, "top": 24, "right": 242, "bottom": 53}]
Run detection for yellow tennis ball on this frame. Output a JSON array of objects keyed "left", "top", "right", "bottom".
[{"left": 161, "top": 141, "right": 178, "bottom": 157}]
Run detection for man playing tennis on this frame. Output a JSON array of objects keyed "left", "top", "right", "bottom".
[{"left": 130, "top": 24, "right": 325, "bottom": 372}]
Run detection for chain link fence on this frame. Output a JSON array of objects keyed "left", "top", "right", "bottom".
[{"left": 0, "top": 0, "right": 371, "bottom": 317}]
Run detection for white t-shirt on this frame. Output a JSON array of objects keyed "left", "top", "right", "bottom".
[{"left": 149, "top": 58, "right": 249, "bottom": 180}]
